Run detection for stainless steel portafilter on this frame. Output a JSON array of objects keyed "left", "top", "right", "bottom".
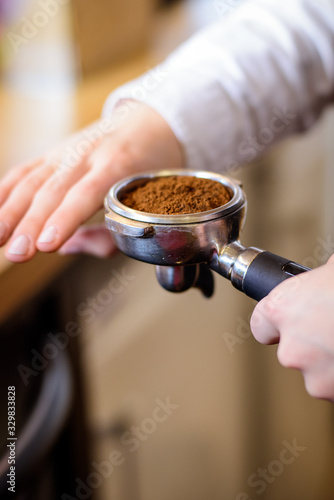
[{"left": 104, "top": 170, "right": 309, "bottom": 301}]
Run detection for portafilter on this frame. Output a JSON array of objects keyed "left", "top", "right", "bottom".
[{"left": 104, "top": 170, "right": 309, "bottom": 301}]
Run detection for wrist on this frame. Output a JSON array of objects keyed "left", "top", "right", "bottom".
[{"left": 112, "top": 100, "right": 185, "bottom": 173}]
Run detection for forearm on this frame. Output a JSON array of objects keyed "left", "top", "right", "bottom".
[{"left": 103, "top": 0, "right": 334, "bottom": 172}]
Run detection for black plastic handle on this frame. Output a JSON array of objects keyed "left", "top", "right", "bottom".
[{"left": 242, "top": 251, "right": 310, "bottom": 301}]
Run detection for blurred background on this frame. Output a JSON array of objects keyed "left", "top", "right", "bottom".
[{"left": 0, "top": 0, "right": 334, "bottom": 499}]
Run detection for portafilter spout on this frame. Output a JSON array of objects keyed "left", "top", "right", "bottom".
[
  {"left": 104, "top": 170, "right": 310, "bottom": 301},
  {"left": 155, "top": 263, "right": 215, "bottom": 298}
]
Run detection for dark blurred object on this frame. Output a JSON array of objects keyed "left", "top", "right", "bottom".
[
  {"left": 0, "top": 283, "right": 92, "bottom": 500},
  {"left": 71, "top": 0, "right": 156, "bottom": 77},
  {"left": 0, "top": 348, "right": 73, "bottom": 499}
]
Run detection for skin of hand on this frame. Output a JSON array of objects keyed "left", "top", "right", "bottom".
[
  {"left": 0, "top": 102, "right": 184, "bottom": 262},
  {"left": 250, "top": 255, "right": 334, "bottom": 402}
]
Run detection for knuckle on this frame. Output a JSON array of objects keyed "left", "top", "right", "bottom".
[
  {"left": 304, "top": 376, "right": 331, "bottom": 400},
  {"left": 79, "top": 177, "right": 101, "bottom": 197},
  {"left": 277, "top": 340, "right": 300, "bottom": 368},
  {"left": 45, "top": 175, "right": 65, "bottom": 193},
  {"left": 276, "top": 343, "right": 293, "bottom": 368},
  {"left": 36, "top": 179, "right": 63, "bottom": 201},
  {"left": 267, "top": 302, "right": 282, "bottom": 325},
  {"left": 250, "top": 305, "right": 266, "bottom": 335},
  {"left": 9, "top": 162, "right": 33, "bottom": 179},
  {"left": 20, "top": 170, "right": 46, "bottom": 192},
  {"left": 256, "top": 295, "right": 284, "bottom": 327},
  {"left": 32, "top": 190, "right": 49, "bottom": 207}
]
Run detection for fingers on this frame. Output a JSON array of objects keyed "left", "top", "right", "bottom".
[
  {"left": 0, "top": 158, "right": 44, "bottom": 206},
  {"left": 250, "top": 274, "right": 304, "bottom": 344},
  {"left": 278, "top": 334, "right": 334, "bottom": 401},
  {"left": 276, "top": 332, "right": 317, "bottom": 370},
  {"left": 59, "top": 224, "right": 117, "bottom": 258},
  {"left": 35, "top": 161, "right": 118, "bottom": 255},
  {"left": 0, "top": 124, "right": 106, "bottom": 261},
  {"left": 303, "top": 364, "right": 334, "bottom": 401},
  {"left": 0, "top": 162, "right": 54, "bottom": 246},
  {"left": 250, "top": 295, "right": 281, "bottom": 344},
  {"left": 0, "top": 104, "right": 182, "bottom": 263},
  {"left": 3, "top": 159, "right": 90, "bottom": 262},
  {"left": 1, "top": 139, "right": 121, "bottom": 262}
]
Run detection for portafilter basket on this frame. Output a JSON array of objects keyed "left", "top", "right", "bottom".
[{"left": 105, "top": 170, "right": 309, "bottom": 301}]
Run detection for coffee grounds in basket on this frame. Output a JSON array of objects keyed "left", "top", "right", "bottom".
[{"left": 120, "top": 175, "right": 231, "bottom": 215}]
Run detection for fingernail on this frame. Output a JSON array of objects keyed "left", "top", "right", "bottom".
[
  {"left": 38, "top": 225, "right": 58, "bottom": 244},
  {"left": 8, "top": 234, "right": 30, "bottom": 256}
]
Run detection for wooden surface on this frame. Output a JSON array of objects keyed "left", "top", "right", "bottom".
[{"left": 71, "top": 0, "right": 155, "bottom": 75}]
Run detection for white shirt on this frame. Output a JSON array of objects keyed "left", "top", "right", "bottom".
[{"left": 103, "top": 0, "right": 334, "bottom": 173}]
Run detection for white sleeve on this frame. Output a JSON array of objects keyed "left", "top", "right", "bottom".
[{"left": 103, "top": 0, "right": 334, "bottom": 172}]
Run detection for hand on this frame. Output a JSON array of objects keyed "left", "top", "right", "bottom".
[
  {"left": 250, "top": 256, "right": 334, "bottom": 401},
  {"left": 0, "top": 102, "right": 183, "bottom": 262}
]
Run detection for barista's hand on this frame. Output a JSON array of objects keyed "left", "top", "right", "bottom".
[
  {"left": 0, "top": 102, "right": 183, "bottom": 262},
  {"left": 250, "top": 255, "right": 334, "bottom": 401}
]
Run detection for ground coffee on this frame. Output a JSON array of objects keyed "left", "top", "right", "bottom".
[{"left": 120, "top": 175, "right": 231, "bottom": 215}]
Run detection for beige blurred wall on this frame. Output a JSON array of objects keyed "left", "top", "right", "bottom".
[{"left": 71, "top": 0, "right": 157, "bottom": 76}]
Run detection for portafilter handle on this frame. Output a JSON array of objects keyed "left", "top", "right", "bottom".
[{"left": 211, "top": 241, "right": 310, "bottom": 301}]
